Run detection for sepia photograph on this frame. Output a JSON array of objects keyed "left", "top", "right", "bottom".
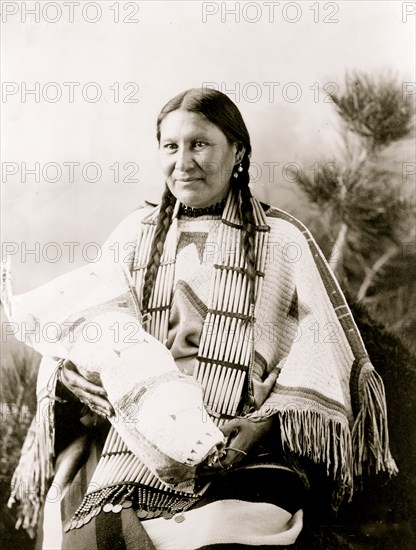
[{"left": 1, "top": 1, "right": 415, "bottom": 549}]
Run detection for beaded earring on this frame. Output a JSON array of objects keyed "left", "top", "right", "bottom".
[{"left": 233, "top": 163, "right": 243, "bottom": 178}]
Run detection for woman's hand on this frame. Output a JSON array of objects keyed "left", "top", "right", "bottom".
[
  {"left": 59, "top": 359, "right": 114, "bottom": 418},
  {"left": 197, "top": 416, "right": 275, "bottom": 477},
  {"left": 219, "top": 416, "right": 275, "bottom": 468}
]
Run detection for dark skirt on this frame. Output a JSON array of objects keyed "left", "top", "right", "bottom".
[{"left": 38, "top": 423, "right": 305, "bottom": 549}]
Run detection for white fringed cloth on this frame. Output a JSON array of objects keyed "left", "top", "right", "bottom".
[{"left": 2, "top": 188, "right": 397, "bottom": 546}]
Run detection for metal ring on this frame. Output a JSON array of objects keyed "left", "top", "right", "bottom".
[
  {"left": 224, "top": 446, "right": 247, "bottom": 456},
  {"left": 217, "top": 458, "right": 226, "bottom": 469}
]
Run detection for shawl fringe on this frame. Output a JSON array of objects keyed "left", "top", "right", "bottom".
[
  {"left": 277, "top": 364, "right": 398, "bottom": 509},
  {"left": 7, "top": 368, "right": 58, "bottom": 539},
  {"left": 352, "top": 364, "right": 398, "bottom": 480},
  {"left": 2, "top": 259, "right": 55, "bottom": 536},
  {"left": 7, "top": 402, "right": 55, "bottom": 538}
]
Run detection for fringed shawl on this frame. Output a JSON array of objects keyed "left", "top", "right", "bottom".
[{"left": 2, "top": 188, "right": 397, "bottom": 537}]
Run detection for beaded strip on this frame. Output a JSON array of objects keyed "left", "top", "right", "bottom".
[{"left": 179, "top": 197, "right": 227, "bottom": 218}]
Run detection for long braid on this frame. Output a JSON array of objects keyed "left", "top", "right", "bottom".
[
  {"left": 141, "top": 186, "right": 176, "bottom": 314},
  {"left": 235, "top": 153, "right": 257, "bottom": 312}
]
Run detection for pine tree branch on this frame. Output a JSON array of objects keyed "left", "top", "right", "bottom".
[
  {"left": 329, "top": 222, "right": 348, "bottom": 273},
  {"left": 357, "top": 245, "right": 397, "bottom": 301}
]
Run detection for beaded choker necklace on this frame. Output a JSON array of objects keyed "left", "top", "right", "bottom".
[{"left": 179, "top": 197, "right": 227, "bottom": 218}]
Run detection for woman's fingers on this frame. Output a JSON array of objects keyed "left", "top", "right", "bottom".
[
  {"left": 218, "top": 419, "right": 249, "bottom": 467},
  {"left": 220, "top": 418, "right": 241, "bottom": 438},
  {"left": 60, "top": 359, "right": 114, "bottom": 417},
  {"left": 220, "top": 432, "right": 249, "bottom": 468},
  {"left": 218, "top": 417, "right": 275, "bottom": 468},
  {"left": 89, "top": 397, "right": 113, "bottom": 418},
  {"left": 199, "top": 417, "right": 276, "bottom": 478},
  {"left": 88, "top": 404, "right": 111, "bottom": 418},
  {"left": 76, "top": 389, "right": 114, "bottom": 417},
  {"left": 62, "top": 360, "right": 108, "bottom": 397}
]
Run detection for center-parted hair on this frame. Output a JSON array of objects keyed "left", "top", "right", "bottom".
[{"left": 141, "top": 88, "right": 257, "bottom": 315}]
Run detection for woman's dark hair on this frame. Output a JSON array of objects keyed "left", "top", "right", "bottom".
[{"left": 142, "top": 88, "right": 257, "bottom": 314}]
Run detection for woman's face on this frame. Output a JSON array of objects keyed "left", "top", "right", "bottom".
[{"left": 158, "top": 110, "right": 242, "bottom": 208}]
